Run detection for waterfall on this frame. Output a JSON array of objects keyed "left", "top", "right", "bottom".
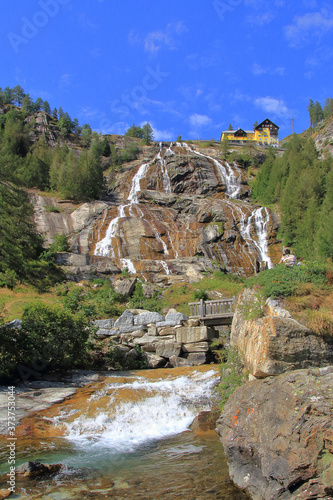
[
  {"left": 253, "top": 207, "right": 273, "bottom": 269},
  {"left": 94, "top": 148, "right": 173, "bottom": 274},
  {"left": 179, "top": 142, "right": 242, "bottom": 199},
  {"left": 158, "top": 142, "right": 172, "bottom": 193}
]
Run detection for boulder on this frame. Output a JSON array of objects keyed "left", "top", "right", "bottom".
[
  {"left": 182, "top": 342, "right": 210, "bottom": 353},
  {"left": 144, "top": 353, "right": 168, "bottom": 368},
  {"left": 118, "top": 325, "right": 147, "bottom": 334},
  {"left": 4, "top": 319, "right": 22, "bottom": 329},
  {"left": 147, "top": 324, "right": 157, "bottom": 336},
  {"left": 190, "top": 409, "right": 221, "bottom": 435},
  {"left": 93, "top": 319, "right": 114, "bottom": 329},
  {"left": 157, "top": 326, "right": 178, "bottom": 336},
  {"left": 155, "top": 342, "right": 182, "bottom": 359},
  {"left": 124, "top": 348, "right": 140, "bottom": 363},
  {"left": 169, "top": 355, "right": 193, "bottom": 368},
  {"left": 175, "top": 325, "right": 217, "bottom": 344},
  {"left": 95, "top": 328, "right": 119, "bottom": 338},
  {"left": 134, "top": 312, "right": 165, "bottom": 326},
  {"left": 231, "top": 289, "right": 333, "bottom": 378},
  {"left": 114, "top": 278, "right": 137, "bottom": 297},
  {"left": 165, "top": 311, "right": 188, "bottom": 324},
  {"left": 16, "top": 461, "right": 62, "bottom": 478},
  {"left": 216, "top": 368, "right": 333, "bottom": 500},
  {"left": 187, "top": 352, "right": 208, "bottom": 365},
  {"left": 120, "top": 330, "right": 146, "bottom": 344},
  {"left": 114, "top": 309, "right": 134, "bottom": 329}
]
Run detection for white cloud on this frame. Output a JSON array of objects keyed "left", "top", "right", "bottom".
[
  {"left": 254, "top": 96, "right": 291, "bottom": 118},
  {"left": 144, "top": 21, "right": 187, "bottom": 54},
  {"left": 285, "top": 9, "right": 333, "bottom": 47},
  {"left": 247, "top": 11, "right": 275, "bottom": 25},
  {"left": 186, "top": 53, "right": 221, "bottom": 70},
  {"left": 151, "top": 126, "right": 174, "bottom": 141},
  {"left": 189, "top": 114, "right": 212, "bottom": 128},
  {"left": 59, "top": 74, "right": 72, "bottom": 88},
  {"left": 128, "top": 29, "right": 141, "bottom": 45},
  {"left": 252, "top": 63, "right": 285, "bottom": 76}
]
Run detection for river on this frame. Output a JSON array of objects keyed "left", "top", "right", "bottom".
[{"left": 0, "top": 366, "right": 249, "bottom": 499}]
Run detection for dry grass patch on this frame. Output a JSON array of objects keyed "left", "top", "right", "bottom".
[{"left": 0, "top": 285, "right": 61, "bottom": 322}]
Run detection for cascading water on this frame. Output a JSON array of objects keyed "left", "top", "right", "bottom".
[
  {"left": 0, "top": 367, "right": 249, "bottom": 499},
  {"left": 94, "top": 148, "right": 173, "bottom": 275},
  {"left": 177, "top": 142, "right": 273, "bottom": 271},
  {"left": 61, "top": 369, "right": 218, "bottom": 451},
  {"left": 93, "top": 141, "right": 273, "bottom": 275}
]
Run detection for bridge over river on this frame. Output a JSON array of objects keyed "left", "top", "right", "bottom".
[{"left": 188, "top": 297, "right": 236, "bottom": 326}]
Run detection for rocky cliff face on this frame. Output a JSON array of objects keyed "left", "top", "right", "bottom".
[
  {"left": 216, "top": 367, "right": 333, "bottom": 500},
  {"left": 34, "top": 142, "right": 280, "bottom": 281}
]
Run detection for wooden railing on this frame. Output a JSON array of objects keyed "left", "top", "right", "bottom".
[{"left": 188, "top": 297, "right": 236, "bottom": 319}]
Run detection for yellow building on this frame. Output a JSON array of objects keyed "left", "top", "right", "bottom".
[{"left": 220, "top": 118, "right": 279, "bottom": 145}]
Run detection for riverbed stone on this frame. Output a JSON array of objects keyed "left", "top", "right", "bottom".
[
  {"left": 175, "top": 325, "right": 217, "bottom": 343},
  {"left": 16, "top": 461, "right": 62, "bottom": 478},
  {"left": 216, "top": 367, "right": 333, "bottom": 500}
]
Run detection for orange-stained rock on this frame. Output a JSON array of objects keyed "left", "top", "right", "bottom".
[{"left": 231, "top": 289, "right": 333, "bottom": 378}]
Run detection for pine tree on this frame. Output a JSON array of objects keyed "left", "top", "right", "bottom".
[
  {"left": 42, "top": 101, "right": 51, "bottom": 115},
  {"left": 142, "top": 122, "right": 154, "bottom": 145}
]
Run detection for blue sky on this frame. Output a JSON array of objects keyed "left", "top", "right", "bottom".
[{"left": 1, "top": 0, "right": 333, "bottom": 140}]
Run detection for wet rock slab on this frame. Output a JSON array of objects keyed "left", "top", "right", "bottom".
[{"left": 0, "top": 370, "right": 100, "bottom": 435}]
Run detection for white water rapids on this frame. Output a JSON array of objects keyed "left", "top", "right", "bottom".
[
  {"left": 1, "top": 367, "right": 250, "bottom": 498},
  {"left": 56, "top": 369, "right": 219, "bottom": 453}
]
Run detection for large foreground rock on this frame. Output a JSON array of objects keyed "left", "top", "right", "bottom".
[
  {"left": 216, "top": 367, "right": 333, "bottom": 500},
  {"left": 231, "top": 290, "right": 333, "bottom": 378}
]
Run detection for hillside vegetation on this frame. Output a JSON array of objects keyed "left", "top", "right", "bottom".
[{"left": 252, "top": 134, "right": 333, "bottom": 261}]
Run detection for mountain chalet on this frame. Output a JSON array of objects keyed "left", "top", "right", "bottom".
[{"left": 220, "top": 118, "right": 279, "bottom": 145}]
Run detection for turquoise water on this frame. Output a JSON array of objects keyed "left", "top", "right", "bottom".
[{"left": 0, "top": 367, "right": 249, "bottom": 499}]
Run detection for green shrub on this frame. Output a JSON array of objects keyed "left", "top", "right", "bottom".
[
  {"left": 129, "top": 281, "right": 163, "bottom": 312},
  {"left": 192, "top": 290, "right": 209, "bottom": 301},
  {"left": 0, "top": 269, "right": 18, "bottom": 289},
  {"left": 246, "top": 262, "right": 330, "bottom": 299},
  {"left": 107, "top": 344, "right": 147, "bottom": 371},
  {"left": 216, "top": 346, "right": 247, "bottom": 411},
  {"left": 0, "top": 304, "right": 93, "bottom": 381},
  {"left": 44, "top": 204, "right": 61, "bottom": 213}
]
